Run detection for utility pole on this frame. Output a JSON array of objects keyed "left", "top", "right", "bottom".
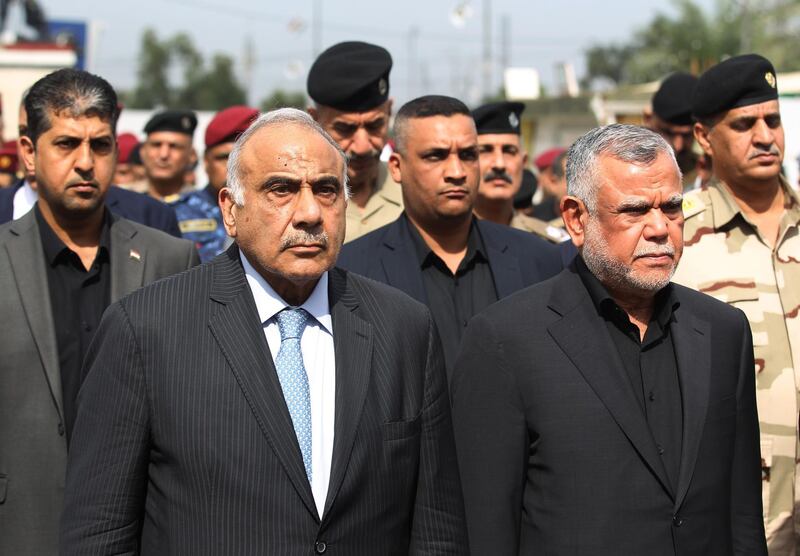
[
  {"left": 482, "top": 0, "right": 492, "bottom": 100},
  {"left": 500, "top": 13, "right": 510, "bottom": 95}
]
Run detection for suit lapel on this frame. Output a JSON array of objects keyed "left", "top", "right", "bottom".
[
  {"left": 109, "top": 216, "right": 146, "bottom": 301},
  {"left": 378, "top": 218, "right": 427, "bottom": 303},
  {"left": 322, "top": 269, "right": 373, "bottom": 520},
  {"left": 547, "top": 268, "right": 674, "bottom": 498},
  {"left": 5, "top": 212, "right": 63, "bottom": 421},
  {"left": 672, "top": 307, "right": 711, "bottom": 510},
  {"left": 479, "top": 221, "right": 524, "bottom": 298},
  {"left": 207, "top": 248, "right": 318, "bottom": 519}
]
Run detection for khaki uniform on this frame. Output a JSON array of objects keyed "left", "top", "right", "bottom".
[
  {"left": 344, "top": 163, "right": 404, "bottom": 243},
  {"left": 673, "top": 177, "right": 800, "bottom": 555},
  {"left": 510, "top": 212, "right": 570, "bottom": 244}
]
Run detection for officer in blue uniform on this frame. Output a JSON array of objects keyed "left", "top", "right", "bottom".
[{"left": 170, "top": 105, "right": 259, "bottom": 262}]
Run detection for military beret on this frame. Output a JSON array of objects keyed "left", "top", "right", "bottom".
[
  {"left": 693, "top": 54, "right": 778, "bottom": 119},
  {"left": 0, "top": 141, "right": 18, "bottom": 174},
  {"left": 116, "top": 132, "right": 139, "bottom": 164},
  {"left": 307, "top": 41, "right": 392, "bottom": 112},
  {"left": 205, "top": 105, "right": 259, "bottom": 148},
  {"left": 472, "top": 101, "right": 525, "bottom": 135},
  {"left": 513, "top": 168, "right": 538, "bottom": 209},
  {"left": 534, "top": 147, "right": 566, "bottom": 172},
  {"left": 652, "top": 72, "right": 698, "bottom": 125},
  {"left": 144, "top": 109, "right": 198, "bottom": 136}
]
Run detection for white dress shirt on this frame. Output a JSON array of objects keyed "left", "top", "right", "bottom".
[
  {"left": 240, "top": 252, "right": 335, "bottom": 517},
  {"left": 12, "top": 180, "right": 37, "bottom": 220}
]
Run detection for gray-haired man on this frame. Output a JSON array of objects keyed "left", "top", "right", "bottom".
[{"left": 451, "top": 124, "right": 766, "bottom": 555}]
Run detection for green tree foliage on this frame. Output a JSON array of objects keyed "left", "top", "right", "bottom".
[
  {"left": 128, "top": 29, "right": 247, "bottom": 110},
  {"left": 260, "top": 90, "right": 307, "bottom": 111},
  {"left": 583, "top": 0, "right": 800, "bottom": 88}
]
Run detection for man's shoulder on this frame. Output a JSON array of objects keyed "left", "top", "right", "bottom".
[
  {"left": 112, "top": 215, "right": 193, "bottom": 252},
  {"left": 338, "top": 219, "right": 398, "bottom": 269},
  {"left": 681, "top": 186, "right": 711, "bottom": 222},
  {"left": 478, "top": 218, "right": 560, "bottom": 253},
  {"left": 335, "top": 266, "right": 428, "bottom": 317},
  {"left": 671, "top": 281, "right": 747, "bottom": 327}
]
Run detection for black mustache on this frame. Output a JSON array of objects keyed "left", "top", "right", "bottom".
[{"left": 483, "top": 170, "right": 513, "bottom": 183}]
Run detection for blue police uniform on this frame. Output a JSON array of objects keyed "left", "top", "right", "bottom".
[{"left": 169, "top": 185, "right": 227, "bottom": 263}]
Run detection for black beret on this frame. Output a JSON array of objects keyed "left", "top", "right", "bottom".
[
  {"left": 144, "top": 109, "right": 198, "bottom": 136},
  {"left": 652, "top": 72, "right": 697, "bottom": 125},
  {"left": 307, "top": 41, "right": 392, "bottom": 112},
  {"left": 693, "top": 54, "right": 778, "bottom": 119},
  {"left": 513, "top": 169, "right": 538, "bottom": 209},
  {"left": 472, "top": 101, "right": 525, "bottom": 135}
]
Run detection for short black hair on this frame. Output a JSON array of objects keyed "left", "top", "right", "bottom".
[
  {"left": 25, "top": 68, "right": 118, "bottom": 146},
  {"left": 393, "top": 95, "right": 472, "bottom": 153}
]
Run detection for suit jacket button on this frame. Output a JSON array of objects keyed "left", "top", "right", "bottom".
[
  {"left": 57, "top": 423, "right": 65, "bottom": 436},
  {"left": 315, "top": 540, "right": 327, "bottom": 553},
  {"left": 672, "top": 515, "right": 684, "bottom": 527}
]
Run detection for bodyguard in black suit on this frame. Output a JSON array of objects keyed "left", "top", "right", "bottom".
[
  {"left": 61, "top": 108, "right": 466, "bottom": 554},
  {"left": 451, "top": 124, "right": 766, "bottom": 555},
  {"left": 338, "top": 95, "right": 561, "bottom": 371}
]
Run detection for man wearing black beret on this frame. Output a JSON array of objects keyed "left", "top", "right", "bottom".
[
  {"left": 644, "top": 72, "right": 700, "bottom": 189},
  {"left": 673, "top": 53, "right": 800, "bottom": 555},
  {"left": 307, "top": 41, "right": 403, "bottom": 242},
  {"left": 472, "top": 101, "right": 569, "bottom": 244},
  {"left": 136, "top": 109, "right": 198, "bottom": 202}
]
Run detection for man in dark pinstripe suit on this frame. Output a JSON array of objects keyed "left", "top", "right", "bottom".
[{"left": 60, "top": 108, "right": 467, "bottom": 555}]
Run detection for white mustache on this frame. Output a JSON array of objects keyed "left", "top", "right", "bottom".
[
  {"left": 280, "top": 230, "right": 329, "bottom": 251},
  {"left": 634, "top": 244, "right": 675, "bottom": 258}
]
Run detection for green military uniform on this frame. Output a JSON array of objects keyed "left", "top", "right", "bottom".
[
  {"left": 510, "top": 211, "right": 570, "bottom": 244},
  {"left": 344, "top": 163, "right": 404, "bottom": 243},
  {"left": 673, "top": 177, "right": 800, "bottom": 554}
]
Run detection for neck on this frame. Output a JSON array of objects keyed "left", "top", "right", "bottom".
[
  {"left": 37, "top": 201, "right": 103, "bottom": 252},
  {"left": 407, "top": 211, "right": 472, "bottom": 273},
  {"left": 473, "top": 197, "right": 513, "bottom": 225},
  {"left": 720, "top": 174, "right": 784, "bottom": 214},
  {"left": 606, "top": 284, "right": 655, "bottom": 340},
  {"left": 348, "top": 173, "right": 378, "bottom": 209},
  {"left": 148, "top": 177, "right": 184, "bottom": 200}
]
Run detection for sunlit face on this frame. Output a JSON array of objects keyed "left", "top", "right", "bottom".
[
  {"left": 204, "top": 141, "right": 234, "bottom": 192},
  {"left": 220, "top": 123, "right": 346, "bottom": 290},
  {"left": 577, "top": 152, "right": 684, "bottom": 295},
  {"left": 141, "top": 130, "right": 193, "bottom": 182},
  {"left": 20, "top": 111, "right": 115, "bottom": 219},
  {"left": 389, "top": 114, "right": 479, "bottom": 225},
  {"left": 312, "top": 100, "right": 391, "bottom": 185},
  {"left": 695, "top": 100, "right": 783, "bottom": 185},
  {"left": 477, "top": 133, "right": 526, "bottom": 202}
]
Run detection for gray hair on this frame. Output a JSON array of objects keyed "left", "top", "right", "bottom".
[
  {"left": 566, "top": 124, "right": 680, "bottom": 212},
  {"left": 226, "top": 107, "right": 349, "bottom": 205}
]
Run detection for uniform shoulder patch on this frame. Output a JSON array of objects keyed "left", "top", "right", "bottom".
[
  {"left": 681, "top": 192, "right": 706, "bottom": 219},
  {"left": 164, "top": 193, "right": 182, "bottom": 204}
]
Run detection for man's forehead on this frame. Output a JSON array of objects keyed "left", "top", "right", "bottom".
[
  {"left": 322, "top": 102, "right": 390, "bottom": 123},
  {"left": 477, "top": 133, "right": 521, "bottom": 148},
  {"left": 147, "top": 130, "right": 191, "bottom": 144},
  {"left": 409, "top": 114, "right": 476, "bottom": 141},
  {"left": 724, "top": 99, "right": 781, "bottom": 120},
  {"left": 242, "top": 124, "right": 342, "bottom": 169},
  {"left": 46, "top": 112, "right": 113, "bottom": 134},
  {"left": 598, "top": 154, "right": 680, "bottom": 191}
]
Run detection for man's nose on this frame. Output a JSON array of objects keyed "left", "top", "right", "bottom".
[{"left": 292, "top": 185, "right": 322, "bottom": 227}]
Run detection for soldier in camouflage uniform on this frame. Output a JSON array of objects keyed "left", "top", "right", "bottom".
[
  {"left": 672, "top": 54, "right": 800, "bottom": 555},
  {"left": 170, "top": 106, "right": 258, "bottom": 263},
  {"left": 306, "top": 41, "right": 403, "bottom": 243},
  {"left": 471, "top": 101, "right": 570, "bottom": 244}
]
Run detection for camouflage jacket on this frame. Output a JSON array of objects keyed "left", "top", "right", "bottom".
[
  {"left": 510, "top": 211, "right": 571, "bottom": 244},
  {"left": 673, "top": 176, "right": 800, "bottom": 553},
  {"left": 344, "top": 163, "right": 404, "bottom": 244},
  {"left": 169, "top": 185, "right": 227, "bottom": 263}
]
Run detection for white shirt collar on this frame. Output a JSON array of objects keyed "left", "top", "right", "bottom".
[{"left": 239, "top": 251, "right": 332, "bottom": 334}]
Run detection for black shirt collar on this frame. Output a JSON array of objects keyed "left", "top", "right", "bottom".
[
  {"left": 35, "top": 204, "right": 111, "bottom": 267},
  {"left": 575, "top": 254, "right": 678, "bottom": 331},
  {"left": 404, "top": 213, "right": 488, "bottom": 269}
]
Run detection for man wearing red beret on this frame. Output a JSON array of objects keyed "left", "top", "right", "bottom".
[
  {"left": 169, "top": 105, "right": 259, "bottom": 262},
  {"left": 112, "top": 132, "right": 140, "bottom": 186},
  {"left": 531, "top": 147, "right": 567, "bottom": 223}
]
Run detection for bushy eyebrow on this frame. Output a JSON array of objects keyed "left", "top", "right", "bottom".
[{"left": 616, "top": 193, "right": 682, "bottom": 211}]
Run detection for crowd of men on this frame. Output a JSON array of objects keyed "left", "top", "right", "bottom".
[{"left": 0, "top": 39, "right": 797, "bottom": 556}]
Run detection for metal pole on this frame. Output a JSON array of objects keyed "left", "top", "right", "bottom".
[{"left": 482, "top": 0, "right": 492, "bottom": 100}]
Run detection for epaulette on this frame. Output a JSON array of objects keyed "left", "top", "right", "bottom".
[
  {"left": 164, "top": 193, "right": 182, "bottom": 204},
  {"left": 681, "top": 191, "right": 706, "bottom": 219}
]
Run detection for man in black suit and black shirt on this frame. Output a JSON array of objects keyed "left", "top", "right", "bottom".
[
  {"left": 338, "top": 95, "right": 561, "bottom": 372},
  {"left": 61, "top": 108, "right": 467, "bottom": 555},
  {"left": 451, "top": 124, "right": 766, "bottom": 555}
]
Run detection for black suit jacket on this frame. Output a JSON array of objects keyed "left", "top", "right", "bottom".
[
  {"left": 337, "top": 215, "right": 562, "bottom": 305},
  {"left": 0, "top": 179, "right": 181, "bottom": 237},
  {"left": 451, "top": 263, "right": 766, "bottom": 556},
  {"left": 60, "top": 247, "right": 467, "bottom": 555}
]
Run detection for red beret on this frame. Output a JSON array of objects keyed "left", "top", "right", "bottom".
[
  {"left": 534, "top": 147, "right": 566, "bottom": 172},
  {"left": 0, "top": 141, "right": 18, "bottom": 174},
  {"left": 205, "top": 105, "right": 259, "bottom": 149},
  {"left": 117, "top": 133, "right": 139, "bottom": 164}
]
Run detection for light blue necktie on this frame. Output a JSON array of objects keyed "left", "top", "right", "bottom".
[{"left": 274, "top": 308, "right": 313, "bottom": 482}]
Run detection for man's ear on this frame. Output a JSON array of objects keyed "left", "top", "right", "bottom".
[
  {"left": 307, "top": 105, "right": 318, "bottom": 121},
  {"left": 388, "top": 151, "right": 403, "bottom": 184},
  {"left": 19, "top": 135, "right": 36, "bottom": 178},
  {"left": 693, "top": 122, "right": 713, "bottom": 157},
  {"left": 642, "top": 107, "right": 653, "bottom": 128},
  {"left": 218, "top": 187, "right": 239, "bottom": 238},
  {"left": 560, "top": 195, "right": 588, "bottom": 248}
]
